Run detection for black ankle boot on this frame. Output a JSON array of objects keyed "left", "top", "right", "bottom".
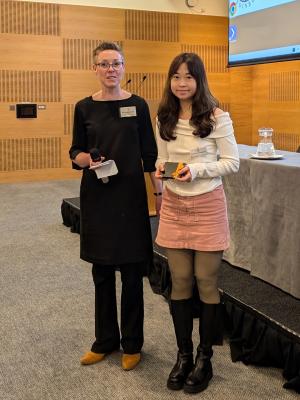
[
  {"left": 167, "top": 299, "right": 194, "bottom": 390},
  {"left": 183, "top": 347, "right": 213, "bottom": 393},
  {"left": 183, "top": 302, "right": 222, "bottom": 394},
  {"left": 167, "top": 351, "right": 194, "bottom": 390}
]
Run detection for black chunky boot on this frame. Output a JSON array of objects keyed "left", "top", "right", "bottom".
[
  {"left": 167, "top": 299, "right": 194, "bottom": 390},
  {"left": 183, "top": 346, "right": 213, "bottom": 393},
  {"left": 167, "top": 351, "right": 194, "bottom": 390},
  {"left": 183, "top": 302, "right": 222, "bottom": 394}
]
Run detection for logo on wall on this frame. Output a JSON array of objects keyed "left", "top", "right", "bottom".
[
  {"left": 237, "top": 0, "right": 255, "bottom": 9},
  {"left": 229, "top": 2, "right": 237, "bottom": 16}
]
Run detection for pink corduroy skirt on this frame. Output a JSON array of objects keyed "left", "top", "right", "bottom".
[{"left": 155, "top": 185, "right": 230, "bottom": 251}]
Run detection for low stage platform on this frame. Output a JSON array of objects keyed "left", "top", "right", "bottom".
[{"left": 61, "top": 197, "right": 300, "bottom": 393}]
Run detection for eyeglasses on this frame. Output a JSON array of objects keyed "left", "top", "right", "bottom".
[{"left": 95, "top": 61, "right": 124, "bottom": 70}]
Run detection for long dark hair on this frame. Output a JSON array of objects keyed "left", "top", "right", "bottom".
[{"left": 157, "top": 53, "right": 219, "bottom": 141}]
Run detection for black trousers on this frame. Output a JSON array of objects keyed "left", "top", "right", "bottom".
[{"left": 91, "top": 262, "right": 144, "bottom": 354}]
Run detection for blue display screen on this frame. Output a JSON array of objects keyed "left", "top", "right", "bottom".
[{"left": 228, "top": 0, "right": 300, "bottom": 66}]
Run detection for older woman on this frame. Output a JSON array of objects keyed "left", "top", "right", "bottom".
[{"left": 70, "top": 42, "right": 161, "bottom": 371}]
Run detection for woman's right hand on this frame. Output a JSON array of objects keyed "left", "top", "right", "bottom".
[
  {"left": 155, "top": 163, "right": 165, "bottom": 179},
  {"left": 73, "top": 152, "right": 91, "bottom": 168}
]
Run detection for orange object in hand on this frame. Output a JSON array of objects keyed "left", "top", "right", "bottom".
[{"left": 172, "top": 162, "right": 185, "bottom": 178}]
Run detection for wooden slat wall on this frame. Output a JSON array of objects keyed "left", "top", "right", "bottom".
[
  {"left": 229, "top": 67, "right": 253, "bottom": 145},
  {"left": 0, "top": 0, "right": 60, "bottom": 35},
  {"left": 1, "top": 0, "right": 300, "bottom": 209},
  {"left": 273, "top": 131, "right": 300, "bottom": 152},
  {"left": 181, "top": 44, "right": 228, "bottom": 73},
  {"left": 64, "top": 104, "right": 74, "bottom": 136},
  {"left": 0, "top": 137, "right": 61, "bottom": 171},
  {"left": 124, "top": 73, "right": 167, "bottom": 100},
  {"left": 252, "top": 61, "right": 300, "bottom": 149},
  {"left": 0, "top": 70, "right": 61, "bottom": 102},
  {"left": 0, "top": 1, "right": 229, "bottom": 215},
  {"left": 125, "top": 10, "right": 178, "bottom": 42},
  {"left": 269, "top": 71, "right": 300, "bottom": 102}
]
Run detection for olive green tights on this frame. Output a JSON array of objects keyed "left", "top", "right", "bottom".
[{"left": 166, "top": 248, "right": 223, "bottom": 304}]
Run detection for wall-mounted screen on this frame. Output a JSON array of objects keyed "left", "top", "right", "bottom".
[
  {"left": 228, "top": 0, "right": 300, "bottom": 66},
  {"left": 16, "top": 104, "right": 37, "bottom": 118}
]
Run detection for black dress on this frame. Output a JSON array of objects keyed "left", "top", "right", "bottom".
[{"left": 69, "top": 95, "right": 157, "bottom": 266}]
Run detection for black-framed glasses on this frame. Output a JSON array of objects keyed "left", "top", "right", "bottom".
[{"left": 95, "top": 61, "right": 124, "bottom": 70}]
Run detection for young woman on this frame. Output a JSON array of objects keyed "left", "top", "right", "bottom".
[
  {"left": 155, "top": 53, "right": 239, "bottom": 394},
  {"left": 70, "top": 42, "right": 160, "bottom": 371}
]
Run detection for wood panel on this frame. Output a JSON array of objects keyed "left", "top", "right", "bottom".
[
  {"left": 63, "top": 39, "right": 99, "bottom": 70},
  {"left": 269, "top": 71, "right": 300, "bottom": 102},
  {"left": 0, "top": 168, "right": 78, "bottom": 183},
  {"left": 273, "top": 131, "right": 300, "bottom": 152},
  {"left": 0, "top": 103, "right": 63, "bottom": 137},
  {"left": 0, "top": 0, "right": 59, "bottom": 35},
  {"left": 219, "top": 102, "right": 230, "bottom": 112},
  {"left": 0, "top": 70, "right": 61, "bottom": 102},
  {"left": 61, "top": 71, "right": 98, "bottom": 104},
  {"left": 64, "top": 104, "right": 74, "bottom": 136},
  {"left": 125, "top": 10, "right": 178, "bottom": 42},
  {"left": 123, "top": 41, "right": 181, "bottom": 73},
  {"left": 181, "top": 43, "right": 228, "bottom": 73},
  {"left": 252, "top": 61, "right": 300, "bottom": 148},
  {"left": 124, "top": 73, "right": 166, "bottom": 100},
  {"left": 60, "top": 4, "right": 124, "bottom": 40},
  {"left": 0, "top": 34, "right": 62, "bottom": 70},
  {"left": 179, "top": 14, "right": 228, "bottom": 45},
  {"left": 0, "top": 136, "right": 61, "bottom": 171},
  {"left": 262, "top": 104, "right": 300, "bottom": 132},
  {"left": 144, "top": 174, "right": 156, "bottom": 217},
  {"left": 229, "top": 67, "right": 253, "bottom": 145},
  {"left": 146, "top": 99, "right": 160, "bottom": 126},
  {"left": 207, "top": 73, "right": 230, "bottom": 106},
  {"left": 61, "top": 135, "right": 72, "bottom": 168},
  {"left": 252, "top": 67, "right": 270, "bottom": 143}
]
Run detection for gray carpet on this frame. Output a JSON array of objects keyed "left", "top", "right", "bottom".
[{"left": 0, "top": 179, "right": 298, "bottom": 400}]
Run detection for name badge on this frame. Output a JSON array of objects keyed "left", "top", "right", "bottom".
[{"left": 119, "top": 106, "right": 137, "bottom": 118}]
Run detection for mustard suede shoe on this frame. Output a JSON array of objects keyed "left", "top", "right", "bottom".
[
  {"left": 121, "top": 353, "right": 141, "bottom": 371},
  {"left": 80, "top": 351, "right": 106, "bottom": 365}
]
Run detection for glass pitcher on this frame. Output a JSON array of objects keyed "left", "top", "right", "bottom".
[{"left": 257, "top": 128, "right": 275, "bottom": 157}]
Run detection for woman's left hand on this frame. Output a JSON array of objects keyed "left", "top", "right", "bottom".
[
  {"left": 89, "top": 156, "right": 105, "bottom": 168},
  {"left": 175, "top": 165, "right": 192, "bottom": 182}
]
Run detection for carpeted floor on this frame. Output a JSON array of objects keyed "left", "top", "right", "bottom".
[{"left": 0, "top": 179, "right": 298, "bottom": 400}]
